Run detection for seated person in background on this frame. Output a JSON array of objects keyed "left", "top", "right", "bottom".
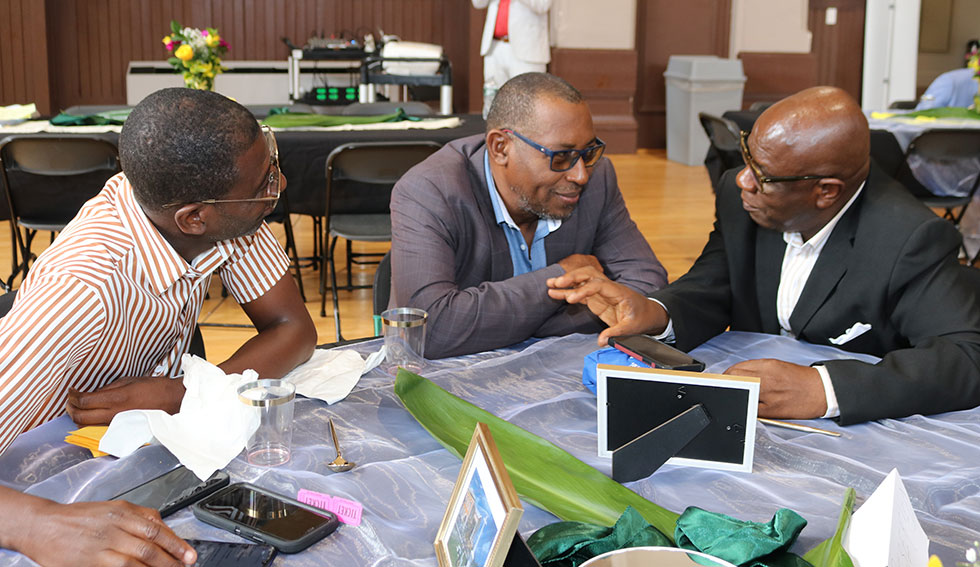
[
  {"left": 549, "top": 86, "right": 980, "bottom": 425},
  {"left": 916, "top": 42, "right": 979, "bottom": 110},
  {"left": 390, "top": 72, "right": 667, "bottom": 358},
  {"left": 915, "top": 67, "right": 978, "bottom": 110},
  {"left": 0, "top": 88, "right": 317, "bottom": 565}
]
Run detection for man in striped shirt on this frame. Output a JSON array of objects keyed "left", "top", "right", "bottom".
[{"left": 0, "top": 88, "right": 316, "bottom": 565}]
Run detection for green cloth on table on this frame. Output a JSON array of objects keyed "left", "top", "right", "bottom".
[
  {"left": 528, "top": 507, "right": 671, "bottom": 567},
  {"left": 527, "top": 506, "right": 812, "bottom": 567},
  {"left": 676, "top": 507, "right": 811, "bottom": 567},
  {"left": 260, "top": 108, "right": 421, "bottom": 128},
  {"left": 888, "top": 107, "right": 980, "bottom": 120},
  {"left": 50, "top": 108, "right": 131, "bottom": 126}
]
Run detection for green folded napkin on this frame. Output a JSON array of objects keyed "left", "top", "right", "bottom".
[
  {"left": 49, "top": 108, "right": 131, "bottom": 126},
  {"left": 676, "top": 507, "right": 811, "bottom": 567},
  {"left": 528, "top": 506, "right": 671, "bottom": 567},
  {"left": 260, "top": 108, "right": 421, "bottom": 128},
  {"left": 885, "top": 107, "right": 980, "bottom": 120},
  {"left": 527, "top": 506, "right": 811, "bottom": 567}
]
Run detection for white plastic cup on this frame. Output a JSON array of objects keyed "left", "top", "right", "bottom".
[
  {"left": 238, "top": 379, "right": 296, "bottom": 467},
  {"left": 381, "top": 307, "right": 427, "bottom": 374}
]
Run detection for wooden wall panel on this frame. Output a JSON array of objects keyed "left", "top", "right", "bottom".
[
  {"left": 635, "top": 0, "right": 731, "bottom": 148},
  {"left": 8, "top": 0, "right": 477, "bottom": 115},
  {"left": 0, "top": 0, "right": 50, "bottom": 112},
  {"left": 807, "top": 0, "right": 865, "bottom": 102},
  {"left": 739, "top": 53, "right": 818, "bottom": 108},
  {"left": 552, "top": 49, "right": 639, "bottom": 153}
]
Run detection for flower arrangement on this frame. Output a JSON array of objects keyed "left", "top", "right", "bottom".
[{"left": 162, "top": 20, "right": 229, "bottom": 91}]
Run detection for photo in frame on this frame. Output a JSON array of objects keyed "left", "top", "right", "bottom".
[
  {"left": 596, "top": 364, "right": 760, "bottom": 473},
  {"left": 435, "top": 422, "right": 523, "bottom": 567}
]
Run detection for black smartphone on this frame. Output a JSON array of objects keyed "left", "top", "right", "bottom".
[
  {"left": 186, "top": 539, "right": 277, "bottom": 567},
  {"left": 110, "top": 466, "right": 230, "bottom": 518},
  {"left": 607, "top": 334, "right": 706, "bottom": 372},
  {"left": 192, "top": 483, "right": 340, "bottom": 554}
]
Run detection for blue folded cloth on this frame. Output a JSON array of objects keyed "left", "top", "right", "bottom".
[{"left": 582, "top": 347, "right": 650, "bottom": 394}]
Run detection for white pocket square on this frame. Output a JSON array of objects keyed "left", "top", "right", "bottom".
[{"left": 829, "top": 322, "right": 872, "bottom": 345}]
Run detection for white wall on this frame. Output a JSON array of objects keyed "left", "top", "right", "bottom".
[
  {"left": 550, "top": 0, "right": 635, "bottom": 50},
  {"left": 729, "top": 0, "right": 812, "bottom": 56}
]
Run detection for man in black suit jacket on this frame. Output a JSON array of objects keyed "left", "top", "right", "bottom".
[{"left": 548, "top": 86, "right": 980, "bottom": 424}]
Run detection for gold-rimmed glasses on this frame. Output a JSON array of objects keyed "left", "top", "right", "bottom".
[
  {"left": 739, "top": 130, "right": 828, "bottom": 192},
  {"left": 161, "top": 125, "right": 281, "bottom": 209}
]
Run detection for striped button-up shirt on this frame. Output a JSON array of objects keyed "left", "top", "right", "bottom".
[{"left": 0, "top": 173, "right": 289, "bottom": 452}]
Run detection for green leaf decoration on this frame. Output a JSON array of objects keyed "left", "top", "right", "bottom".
[
  {"left": 802, "top": 488, "right": 855, "bottom": 567},
  {"left": 170, "top": 20, "right": 180, "bottom": 34},
  {"left": 394, "top": 369, "right": 680, "bottom": 541}
]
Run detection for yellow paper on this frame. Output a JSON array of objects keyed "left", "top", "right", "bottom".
[{"left": 64, "top": 426, "right": 110, "bottom": 457}]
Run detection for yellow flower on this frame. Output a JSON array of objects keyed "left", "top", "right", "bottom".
[
  {"left": 206, "top": 34, "right": 220, "bottom": 48},
  {"left": 161, "top": 35, "right": 171, "bottom": 45},
  {"left": 928, "top": 554, "right": 943, "bottom": 567},
  {"left": 175, "top": 44, "right": 194, "bottom": 62}
]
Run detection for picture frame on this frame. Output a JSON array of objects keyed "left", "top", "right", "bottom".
[
  {"left": 435, "top": 422, "right": 523, "bottom": 567},
  {"left": 596, "top": 364, "right": 760, "bottom": 473}
]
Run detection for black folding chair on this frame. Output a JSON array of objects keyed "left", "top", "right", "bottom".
[
  {"left": 893, "top": 129, "right": 980, "bottom": 226},
  {"left": 698, "top": 112, "right": 744, "bottom": 189},
  {"left": 320, "top": 141, "right": 440, "bottom": 341},
  {"left": 0, "top": 135, "right": 120, "bottom": 289}
]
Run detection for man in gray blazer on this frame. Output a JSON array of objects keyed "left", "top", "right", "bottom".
[
  {"left": 549, "top": 86, "right": 980, "bottom": 425},
  {"left": 390, "top": 73, "right": 667, "bottom": 358}
]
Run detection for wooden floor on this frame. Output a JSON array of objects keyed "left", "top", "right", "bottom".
[{"left": 0, "top": 149, "right": 716, "bottom": 363}]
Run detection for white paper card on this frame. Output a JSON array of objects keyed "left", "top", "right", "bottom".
[{"left": 842, "top": 468, "right": 928, "bottom": 567}]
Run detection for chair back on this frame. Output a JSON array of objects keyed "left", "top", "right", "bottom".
[
  {"left": 373, "top": 250, "right": 392, "bottom": 317},
  {"left": 698, "top": 112, "right": 745, "bottom": 186},
  {"left": 325, "top": 141, "right": 441, "bottom": 218},
  {"left": 896, "top": 129, "right": 980, "bottom": 207},
  {"left": 0, "top": 135, "right": 120, "bottom": 228}
]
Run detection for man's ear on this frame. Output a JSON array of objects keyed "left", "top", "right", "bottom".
[
  {"left": 172, "top": 204, "right": 209, "bottom": 236},
  {"left": 486, "top": 129, "right": 510, "bottom": 165},
  {"left": 814, "top": 178, "right": 846, "bottom": 210}
]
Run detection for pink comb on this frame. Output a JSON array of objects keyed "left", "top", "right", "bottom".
[{"left": 297, "top": 489, "right": 363, "bottom": 526}]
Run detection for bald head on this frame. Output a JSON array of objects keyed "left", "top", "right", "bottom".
[{"left": 754, "top": 86, "right": 870, "bottom": 189}]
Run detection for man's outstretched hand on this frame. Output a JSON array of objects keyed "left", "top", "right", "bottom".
[{"left": 547, "top": 267, "right": 668, "bottom": 345}]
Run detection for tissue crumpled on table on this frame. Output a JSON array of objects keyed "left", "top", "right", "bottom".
[
  {"left": 100, "top": 355, "right": 261, "bottom": 480},
  {"left": 283, "top": 346, "right": 382, "bottom": 404},
  {"left": 99, "top": 347, "right": 381, "bottom": 479}
]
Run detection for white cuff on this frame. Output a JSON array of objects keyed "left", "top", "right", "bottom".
[
  {"left": 814, "top": 365, "right": 840, "bottom": 418},
  {"left": 648, "top": 298, "right": 675, "bottom": 343}
]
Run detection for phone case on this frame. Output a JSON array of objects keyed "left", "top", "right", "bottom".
[
  {"left": 192, "top": 483, "right": 340, "bottom": 554},
  {"left": 186, "top": 539, "right": 277, "bottom": 567},
  {"left": 608, "top": 335, "right": 706, "bottom": 372},
  {"left": 111, "top": 467, "right": 230, "bottom": 518}
]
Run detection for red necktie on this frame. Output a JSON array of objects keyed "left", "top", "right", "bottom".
[{"left": 493, "top": 0, "right": 510, "bottom": 39}]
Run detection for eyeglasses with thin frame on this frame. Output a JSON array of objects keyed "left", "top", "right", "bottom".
[
  {"left": 161, "top": 125, "right": 281, "bottom": 209},
  {"left": 502, "top": 129, "right": 606, "bottom": 172},
  {"left": 739, "top": 130, "right": 828, "bottom": 192}
]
